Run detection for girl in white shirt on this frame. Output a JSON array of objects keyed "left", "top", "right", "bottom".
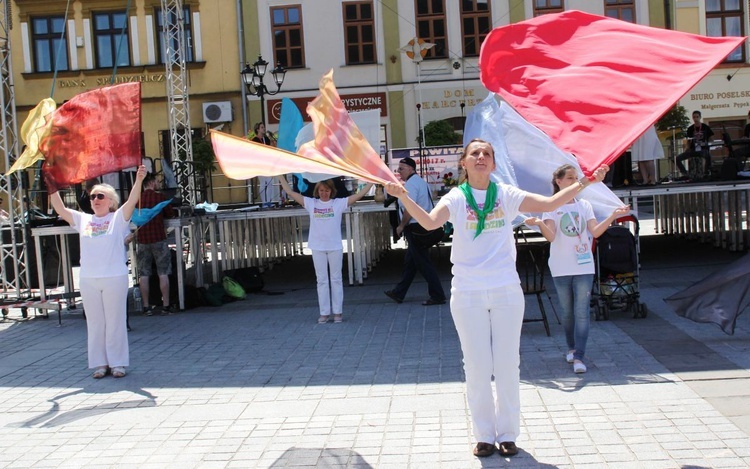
[
  {"left": 279, "top": 176, "right": 373, "bottom": 323},
  {"left": 386, "top": 140, "right": 609, "bottom": 459},
  {"left": 525, "top": 164, "right": 629, "bottom": 374}
]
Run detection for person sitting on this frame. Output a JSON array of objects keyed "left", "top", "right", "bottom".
[{"left": 676, "top": 110, "right": 714, "bottom": 178}]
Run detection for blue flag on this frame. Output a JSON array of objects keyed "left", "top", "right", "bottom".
[
  {"left": 276, "top": 97, "right": 307, "bottom": 192},
  {"left": 132, "top": 199, "right": 173, "bottom": 227}
]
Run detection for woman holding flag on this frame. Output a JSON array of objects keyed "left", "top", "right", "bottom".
[
  {"left": 50, "top": 165, "right": 147, "bottom": 379},
  {"left": 385, "top": 139, "right": 608, "bottom": 458},
  {"left": 279, "top": 175, "right": 373, "bottom": 324}
]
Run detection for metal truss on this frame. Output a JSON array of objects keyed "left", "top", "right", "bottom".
[
  {"left": 161, "top": 0, "right": 198, "bottom": 206},
  {"left": 0, "top": 0, "right": 30, "bottom": 298}
]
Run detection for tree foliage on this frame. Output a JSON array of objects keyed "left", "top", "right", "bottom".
[{"left": 423, "top": 120, "right": 461, "bottom": 146}]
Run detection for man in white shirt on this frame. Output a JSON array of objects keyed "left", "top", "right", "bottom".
[{"left": 384, "top": 157, "right": 446, "bottom": 306}]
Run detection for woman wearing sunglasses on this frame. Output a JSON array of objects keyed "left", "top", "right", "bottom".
[{"left": 50, "top": 165, "right": 147, "bottom": 379}]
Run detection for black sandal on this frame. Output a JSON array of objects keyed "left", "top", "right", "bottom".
[
  {"left": 498, "top": 441, "right": 518, "bottom": 457},
  {"left": 473, "top": 442, "right": 495, "bottom": 457}
]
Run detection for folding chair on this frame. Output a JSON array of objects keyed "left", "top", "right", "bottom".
[{"left": 516, "top": 242, "right": 552, "bottom": 336}]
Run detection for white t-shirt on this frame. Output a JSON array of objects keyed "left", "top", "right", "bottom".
[
  {"left": 304, "top": 196, "right": 349, "bottom": 251},
  {"left": 437, "top": 183, "right": 527, "bottom": 291},
  {"left": 542, "top": 199, "right": 596, "bottom": 277},
  {"left": 71, "top": 208, "right": 131, "bottom": 278}
]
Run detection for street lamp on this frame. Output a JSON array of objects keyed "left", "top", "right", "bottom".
[{"left": 241, "top": 54, "right": 286, "bottom": 126}]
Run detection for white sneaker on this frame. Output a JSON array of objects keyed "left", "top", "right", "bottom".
[
  {"left": 573, "top": 360, "right": 587, "bottom": 374},
  {"left": 566, "top": 351, "right": 575, "bottom": 363}
]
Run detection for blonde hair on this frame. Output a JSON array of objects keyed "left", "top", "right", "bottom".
[
  {"left": 90, "top": 183, "right": 119, "bottom": 212},
  {"left": 313, "top": 179, "right": 337, "bottom": 198}
]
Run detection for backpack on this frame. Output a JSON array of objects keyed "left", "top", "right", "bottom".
[
  {"left": 202, "top": 283, "right": 226, "bottom": 307},
  {"left": 720, "top": 157, "right": 741, "bottom": 181},
  {"left": 224, "top": 267, "right": 264, "bottom": 293},
  {"left": 222, "top": 276, "right": 247, "bottom": 300}
]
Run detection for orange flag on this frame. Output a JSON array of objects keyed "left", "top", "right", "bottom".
[
  {"left": 211, "top": 71, "right": 399, "bottom": 185},
  {"left": 211, "top": 131, "right": 394, "bottom": 185},
  {"left": 41, "top": 83, "right": 142, "bottom": 193},
  {"left": 298, "top": 70, "right": 398, "bottom": 184}
]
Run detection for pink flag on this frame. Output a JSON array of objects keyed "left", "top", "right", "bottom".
[
  {"left": 210, "top": 131, "right": 395, "bottom": 185},
  {"left": 480, "top": 10, "right": 745, "bottom": 176},
  {"left": 298, "top": 70, "right": 399, "bottom": 184}
]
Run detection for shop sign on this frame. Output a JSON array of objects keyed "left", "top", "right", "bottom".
[
  {"left": 266, "top": 92, "right": 387, "bottom": 124},
  {"left": 389, "top": 145, "right": 462, "bottom": 193}
]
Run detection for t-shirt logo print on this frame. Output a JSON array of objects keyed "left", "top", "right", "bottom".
[
  {"left": 464, "top": 200, "right": 505, "bottom": 231},
  {"left": 313, "top": 207, "right": 335, "bottom": 219},
  {"left": 83, "top": 220, "right": 111, "bottom": 237},
  {"left": 560, "top": 212, "right": 581, "bottom": 238}
]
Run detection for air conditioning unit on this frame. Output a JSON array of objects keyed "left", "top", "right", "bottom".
[{"left": 202, "top": 101, "right": 232, "bottom": 123}]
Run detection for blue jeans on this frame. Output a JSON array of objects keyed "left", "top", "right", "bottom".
[{"left": 552, "top": 274, "right": 593, "bottom": 361}]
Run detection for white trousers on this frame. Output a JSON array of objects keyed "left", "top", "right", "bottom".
[
  {"left": 450, "top": 283, "right": 525, "bottom": 444},
  {"left": 312, "top": 249, "right": 343, "bottom": 316},
  {"left": 79, "top": 275, "right": 130, "bottom": 369}
]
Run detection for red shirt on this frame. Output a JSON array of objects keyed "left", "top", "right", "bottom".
[{"left": 135, "top": 188, "right": 174, "bottom": 244}]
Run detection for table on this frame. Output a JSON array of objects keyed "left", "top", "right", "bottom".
[{"left": 30, "top": 202, "right": 396, "bottom": 310}]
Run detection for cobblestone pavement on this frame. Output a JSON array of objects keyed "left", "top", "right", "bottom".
[{"left": 0, "top": 233, "right": 748, "bottom": 468}]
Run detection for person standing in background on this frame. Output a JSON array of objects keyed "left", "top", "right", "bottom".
[
  {"left": 631, "top": 125, "right": 664, "bottom": 185},
  {"left": 252, "top": 122, "right": 279, "bottom": 205},
  {"left": 384, "top": 157, "right": 446, "bottom": 306},
  {"left": 278, "top": 176, "right": 373, "bottom": 324},
  {"left": 129, "top": 172, "right": 175, "bottom": 316}
]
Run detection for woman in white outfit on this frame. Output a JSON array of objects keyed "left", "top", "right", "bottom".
[
  {"left": 386, "top": 139, "right": 608, "bottom": 458},
  {"left": 279, "top": 176, "right": 373, "bottom": 323},
  {"left": 50, "top": 165, "right": 146, "bottom": 379},
  {"left": 525, "top": 164, "right": 629, "bottom": 374},
  {"left": 631, "top": 125, "right": 664, "bottom": 185}
]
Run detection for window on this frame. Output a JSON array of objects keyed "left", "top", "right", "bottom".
[
  {"left": 31, "top": 16, "right": 69, "bottom": 72},
  {"left": 271, "top": 5, "right": 305, "bottom": 68},
  {"left": 460, "top": 0, "right": 491, "bottom": 57},
  {"left": 415, "top": 0, "right": 447, "bottom": 59},
  {"left": 604, "top": 0, "right": 635, "bottom": 22},
  {"left": 534, "top": 0, "right": 564, "bottom": 16},
  {"left": 706, "top": 0, "right": 744, "bottom": 62},
  {"left": 155, "top": 7, "right": 194, "bottom": 64},
  {"left": 343, "top": 2, "right": 376, "bottom": 65},
  {"left": 93, "top": 11, "right": 130, "bottom": 68}
]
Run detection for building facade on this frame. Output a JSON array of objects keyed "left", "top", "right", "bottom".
[{"left": 9, "top": 1, "right": 748, "bottom": 203}]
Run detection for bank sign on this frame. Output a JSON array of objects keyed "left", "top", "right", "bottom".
[{"left": 389, "top": 145, "right": 462, "bottom": 193}]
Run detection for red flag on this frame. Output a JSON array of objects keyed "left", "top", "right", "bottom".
[
  {"left": 41, "top": 82, "right": 142, "bottom": 192},
  {"left": 479, "top": 10, "right": 745, "bottom": 176}
]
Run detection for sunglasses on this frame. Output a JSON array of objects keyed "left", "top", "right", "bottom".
[{"left": 91, "top": 193, "right": 107, "bottom": 200}]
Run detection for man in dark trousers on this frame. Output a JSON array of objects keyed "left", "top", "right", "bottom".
[
  {"left": 676, "top": 110, "right": 714, "bottom": 177},
  {"left": 132, "top": 172, "right": 175, "bottom": 315},
  {"left": 384, "top": 157, "right": 446, "bottom": 306}
]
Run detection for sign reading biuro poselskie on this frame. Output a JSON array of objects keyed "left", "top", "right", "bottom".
[{"left": 389, "top": 145, "right": 462, "bottom": 195}]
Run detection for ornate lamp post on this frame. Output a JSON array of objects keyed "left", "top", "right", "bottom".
[{"left": 240, "top": 54, "right": 286, "bottom": 127}]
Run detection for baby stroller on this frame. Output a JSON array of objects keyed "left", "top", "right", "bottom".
[{"left": 591, "top": 215, "right": 647, "bottom": 320}]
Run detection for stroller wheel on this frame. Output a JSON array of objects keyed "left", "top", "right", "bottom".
[
  {"left": 594, "top": 300, "right": 603, "bottom": 321},
  {"left": 638, "top": 303, "right": 648, "bottom": 319}
]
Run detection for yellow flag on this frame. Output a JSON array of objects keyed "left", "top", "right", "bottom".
[{"left": 6, "top": 98, "right": 56, "bottom": 174}]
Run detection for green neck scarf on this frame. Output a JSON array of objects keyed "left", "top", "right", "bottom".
[{"left": 459, "top": 181, "right": 497, "bottom": 239}]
